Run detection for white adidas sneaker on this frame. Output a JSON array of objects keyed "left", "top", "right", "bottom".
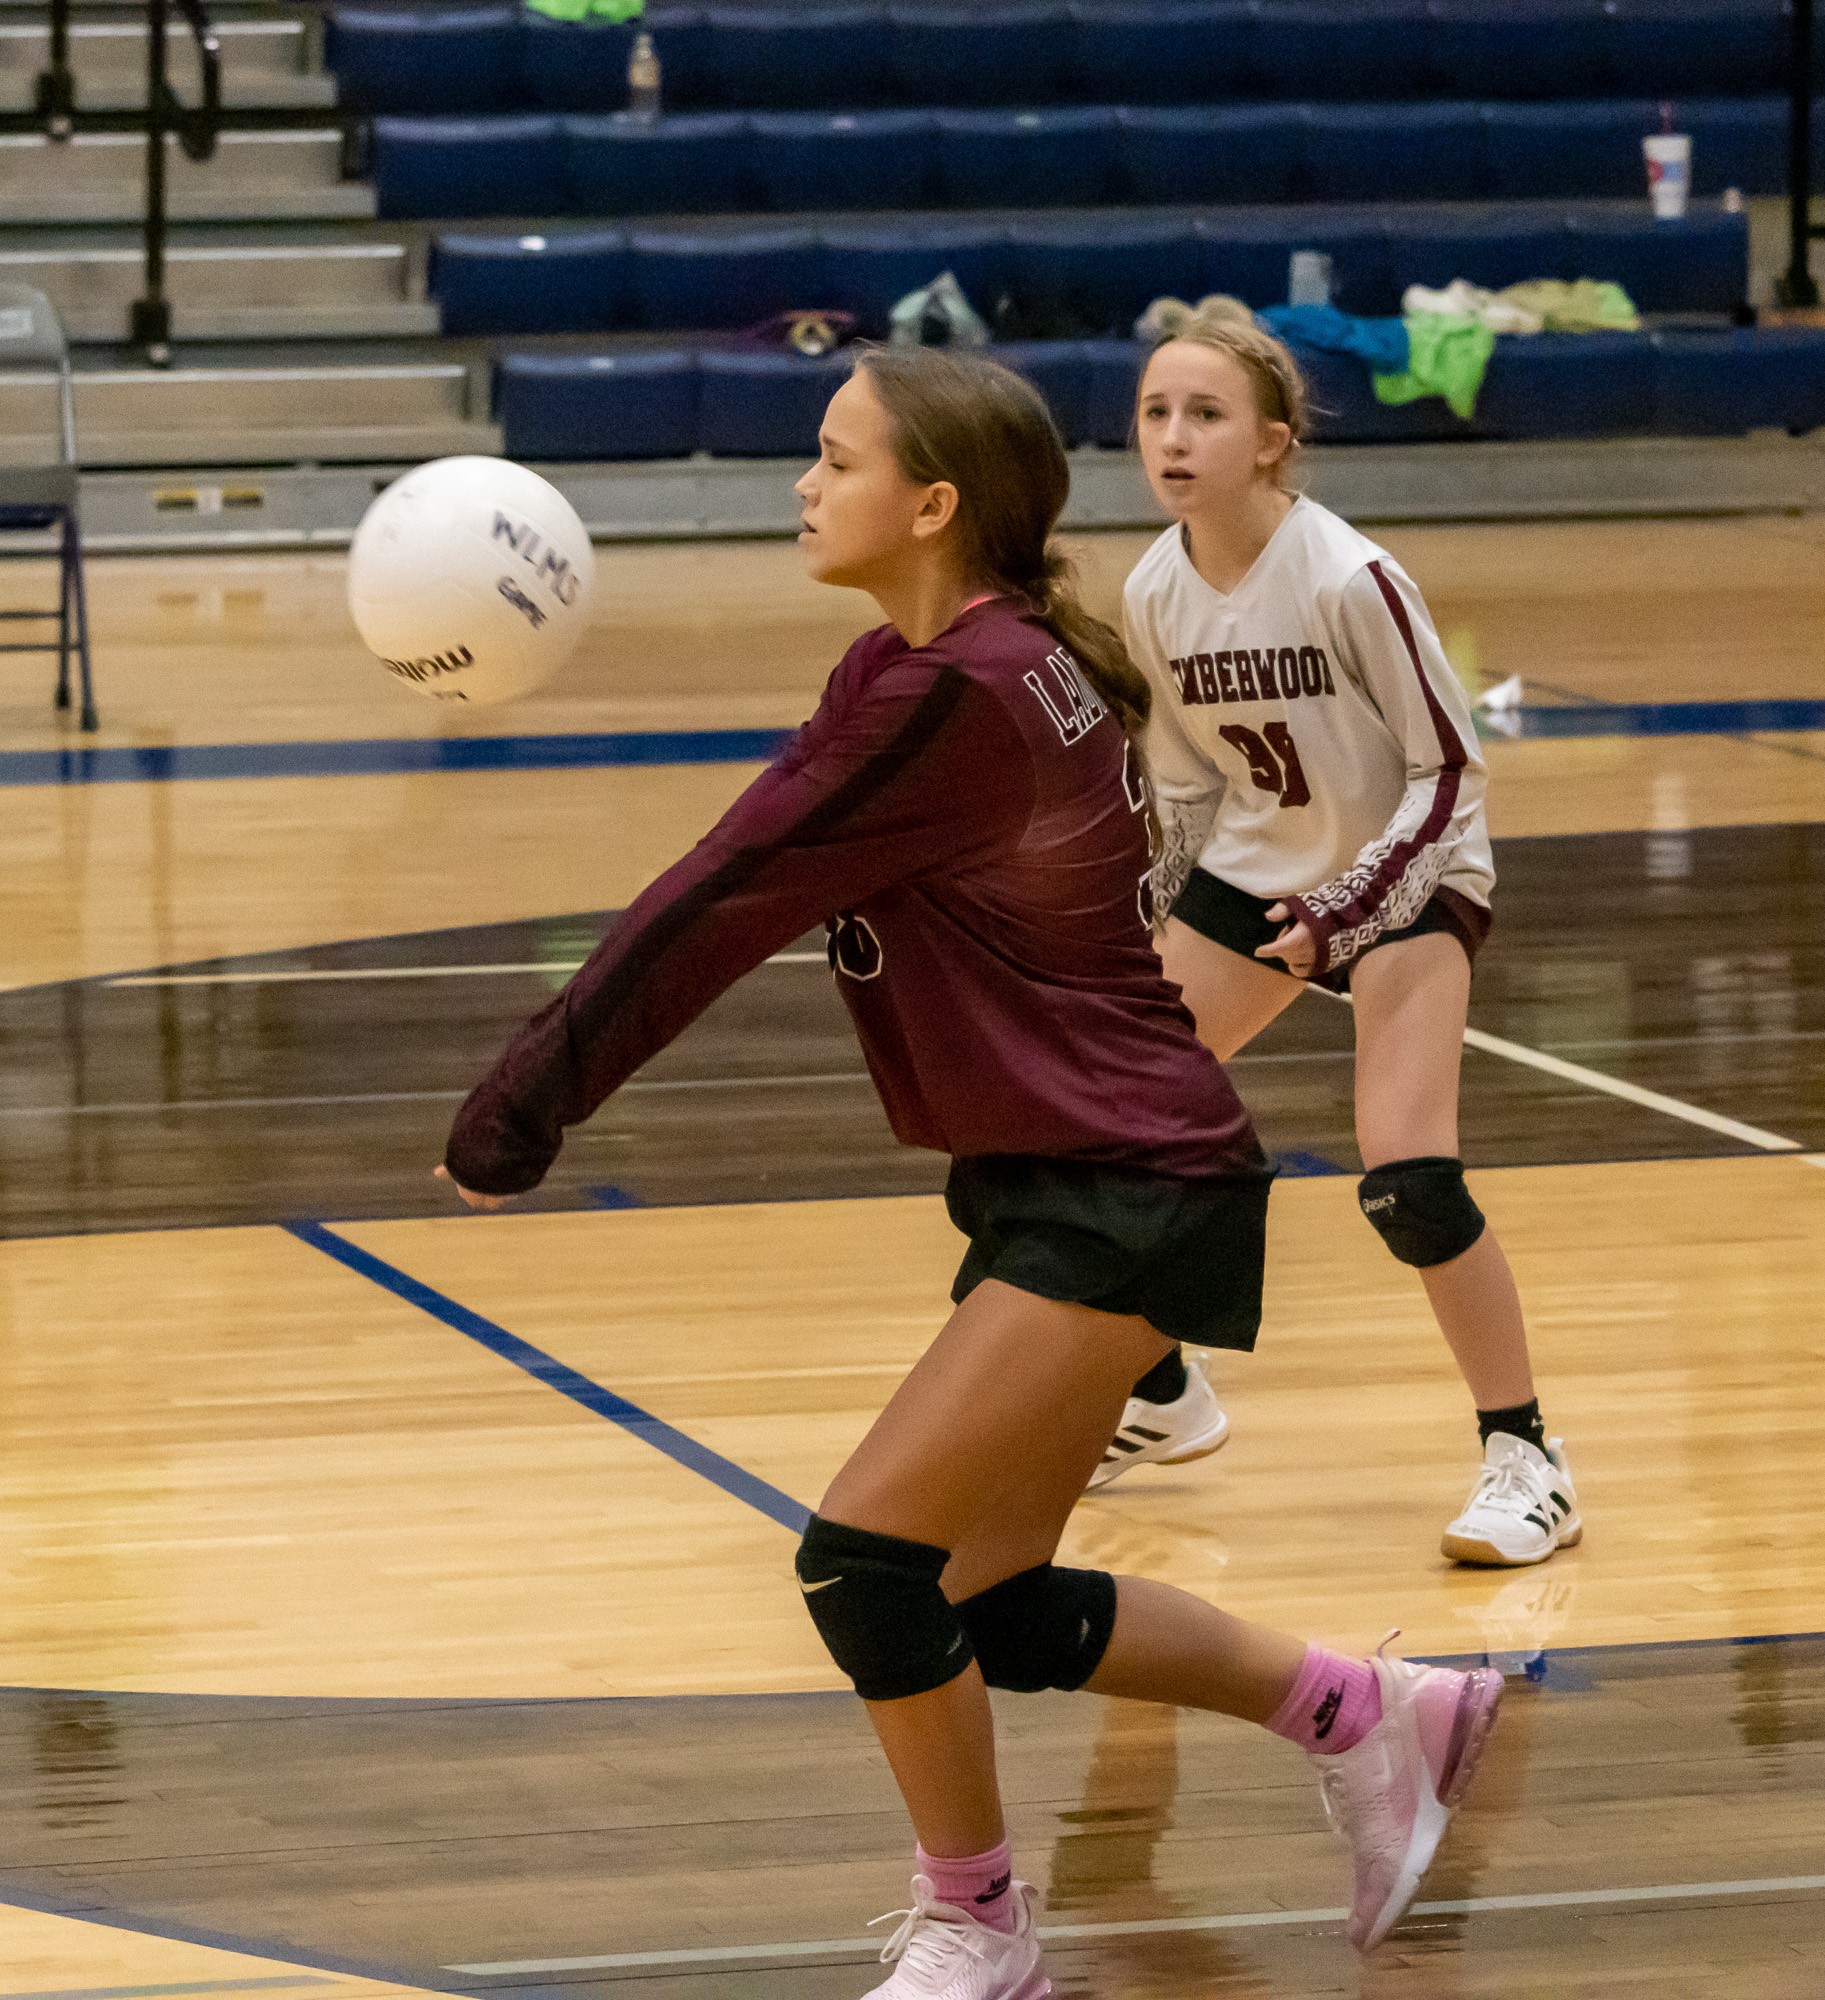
[
  {"left": 1441, "top": 1433, "right": 1582, "bottom": 1567},
  {"left": 1086, "top": 1349, "right": 1230, "bottom": 1492},
  {"left": 860, "top": 1876, "right": 1052, "bottom": 1999}
]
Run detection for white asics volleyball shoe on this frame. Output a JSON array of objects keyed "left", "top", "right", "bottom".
[
  {"left": 1086, "top": 1350, "right": 1229, "bottom": 1491},
  {"left": 1441, "top": 1434, "right": 1581, "bottom": 1567},
  {"left": 861, "top": 1877, "right": 1052, "bottom": 1999},
  {"left": 1316, "top": 1645, "right": 1504, "bottom": 1952}
]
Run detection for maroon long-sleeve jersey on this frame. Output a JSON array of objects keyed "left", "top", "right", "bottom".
[{"left": 445, "top": 597, "right": 1265, "bottom": 1196}]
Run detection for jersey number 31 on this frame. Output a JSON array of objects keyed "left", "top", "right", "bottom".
[{"left": 1218, "top": 722, "right": 1311, "bottom": 808}]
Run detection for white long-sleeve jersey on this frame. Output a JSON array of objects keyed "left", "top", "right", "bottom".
[{"left": 1124, "top": 496, "right": 1494, "bottom": 980}]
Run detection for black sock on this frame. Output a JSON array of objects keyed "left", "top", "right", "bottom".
[
  {"left": 1132, "top": 1346, "right": 1188, "bottom": 1405},
  {"left": 1477, "top": 1398, "right": 1547, "bottom": 1455}
]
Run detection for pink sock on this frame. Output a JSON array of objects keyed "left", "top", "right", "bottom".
[
  {"left": 916, "top": 1838, "right": 1017, "bottom": 1933},
  {"left": 1266, "top": 1646, "right": 1383, "bottom": 1755}
]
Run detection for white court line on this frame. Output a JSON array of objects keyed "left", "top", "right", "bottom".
[
  {"left": 1309, "top": 987, "right": 1802, "bottom": 1153},
  {"left": 105, "top": 951, "right": 831, "bottom": 988},
  {"left": 1461, "top": 1025, "right": 1801, "bottom": 1153},
  {"left": 446, "top": 1872, "right": 1825, "bottom": 1973}
]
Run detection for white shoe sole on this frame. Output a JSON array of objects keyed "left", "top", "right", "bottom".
[
  {"left": 1359, "top": 1667, "right": 1504, "bottom": 1951},
  {"left": 1441, "top": 1512, "right": 1583, "bottom": 1568},
  {"left": 1086, "top": 1409, "right": 1229, "bottom": 1491}
]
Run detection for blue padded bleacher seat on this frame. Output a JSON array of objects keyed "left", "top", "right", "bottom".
[
  {"left": 993, "top": 339, "right": 1094, "bottom": 446},
  {"left": 1067, "top": 2, "right": 1257, "bottom": 105},
  {"left": 934, "top": 108, "right": 1118, "bottom": 209},
  {"left": 1484, "top": 100, "right": 1654, "bottom": 201},
  {"left": 1292, "top": 342, "right": 1475, "bottom": 441},
  {"left": 1083, "top": 338, "right": 1142, "bottom": 447},
  {"left": 699, "top": 349, "right": 850, "bottom": 454},
  {"left": 1391, "top": 203, "right": 1570, "bottom": 294},
  {"left": 628, "top": 224, "right": 824, "bottom": 330},
  {"left": 497, "top": 350, "right": 700, "bottom": 460},
  {"left": 1198, "top": 208, "right": 1395, "bottom": 315},
  {"left": 328, "top": 6, "right": 522, "bottom": 115},
  {"left": 1010, "top": 215, "right": 1202, "bottom": 332},
  {"left": 1654, "top": 328, "right": 1825, "bottom": 437},
  {"left": 643, "top": 7, "right": 720, "bottom": 112},
  {"left": 1679, "top": 98, "right": 1791, "bottom": 198},
  {"left": 1427, "top": 0, "right": 1609, "bottom": 101},
  {"left": 890, "top": 4, "right": 1075, "bottom": 109},
  {"left": 518, "top": 15, "right": 637, "bottom": 113},
  {"left": 1253, "top": 1, "right": 1431, "bottom": 103},
  {"left": 1305, "top": 103, "right": 1489, "bottom": 204},
  {"left": 566, "top": 113, "right": 757, "bottom": 217},
  {"left": 432, "top": 229, "right": 628, "bottom": 336},
  {"left": 707, "top": 7, "right": 894, "bottom": 111},
  {"left": 1565, "top": 205, "right": 1746, "bottom": 313},
  {"left": 1478, "top": 329, "right": 1656, "bottom": 436},
  {"left": 1117, "top": 106, "right": 1306, "bottom": 206},
  {"left": 818, "top": 220, "right": 1012, "bottom": 336},
  {"left": 373, "top": 117, "right": 565, "bottom": 222},
  {"left": 1603, "top": 0, "right": 1785, "bottom": 99},
  {"left": 753, "top": 112, "right": 936, "bottom": 212}
]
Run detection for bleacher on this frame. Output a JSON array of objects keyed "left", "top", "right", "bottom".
[
  {"left": 311, "top": 0, "right": 1825, "bottom": 468},
  {"left": 9, "top": 0, "right": 1825, "bottom": 507}
]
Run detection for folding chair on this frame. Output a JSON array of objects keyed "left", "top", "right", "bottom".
[{"left": 0, "top": 283, "right": 95, "bottom": 731}]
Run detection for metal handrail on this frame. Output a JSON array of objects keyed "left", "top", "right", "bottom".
[
  {"left": 131, "top": 0, "right": 222, "bottom": 365},
  {"left": 33, "top": 0, "right": 74, "bottom": 138},
  {"left": 1779, "top": 0, "right": 1822, "bottom": 309}
]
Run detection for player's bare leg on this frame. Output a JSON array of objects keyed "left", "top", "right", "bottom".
[
  {"left": 1351, "top": 933, "right": 1579, "bottom": 1565},
  {"left": 1075, "top": 920, "right": 1300, "bottom": 1492},
  {"left": 810, "top": 1277, "right": 1501, "bottom": 1985}
]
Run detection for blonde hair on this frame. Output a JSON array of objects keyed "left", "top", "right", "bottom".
[{"left": 1136, "top": 293, "right": 1311, "bottom": 491}]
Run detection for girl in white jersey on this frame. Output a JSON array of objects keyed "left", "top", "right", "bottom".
[{"left": 1101, "top": 297, "right": 1580, "bottom": 1570}]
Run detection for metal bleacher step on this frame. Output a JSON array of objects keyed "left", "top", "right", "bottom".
[
  {"left": 0, "top": 131, "right": 372, "bottom": 225},
  {"left": 0, "top": 18, "right": 335, "bottom": 112},
  {"left": 0, "top": 240, "right": 438, "bottom": 342},
  {"left": 0, "top": 360, "right": 498, "bottom": 468}
]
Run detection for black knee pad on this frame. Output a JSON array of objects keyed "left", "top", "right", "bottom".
[
  {"left": 795, "top": 1515, "right": 973, "bottom": 1702},
  {"left": 956, "top": 1564, "right": 1118, "bottom": 1693},
  {"left": 1358, "top": 1155, "right": 1486, "bottom": 1268}
]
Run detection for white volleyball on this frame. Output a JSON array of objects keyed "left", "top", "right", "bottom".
[{"left": 347, "top": 456, "right": 596, "bottom": 706}]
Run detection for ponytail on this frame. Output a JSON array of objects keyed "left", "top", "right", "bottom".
[{"left": 1024, "top": 545, "right": 1151, "bottom": 739}]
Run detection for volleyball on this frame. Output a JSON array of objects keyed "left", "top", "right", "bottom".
[{"left": 347, "top": 456, "right": 596, "bottom": 706}]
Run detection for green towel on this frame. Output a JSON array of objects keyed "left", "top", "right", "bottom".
[
  {"left": 1500, "top": 279, "right": 1640, "bottom": 333},
  {"left": 1373, "top": 312, "right": 1497, "bottom": 421},
  {"left": 523, "top": 0, "right": 643, "bottom": 20}
]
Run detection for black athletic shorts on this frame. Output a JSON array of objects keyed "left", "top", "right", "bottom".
[
  {"left": 1170, "top": 868, "right": 1491, "bottom": 996},
  {"left": 945, "top": 1154, "right": 1274, "bottom": 1353}
]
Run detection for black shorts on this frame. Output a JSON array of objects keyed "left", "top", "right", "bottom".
[
  {"left": 1170, "top": 868, "right": 1491, "bottom": 996},
  {"left": 946, "top": 1154, "right": 1273, "bottom": 1353}
]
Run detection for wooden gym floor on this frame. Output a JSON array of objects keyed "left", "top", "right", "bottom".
[{"left": 0, "top": 514, "right": 1822, "bottom": 1996}]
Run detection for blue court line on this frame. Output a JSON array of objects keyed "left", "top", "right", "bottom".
[
  {"left": 0, "top": 727, "right": 794, "bottom": 789},
  {"left": 0, "top": 1879, "right": 443, "bottom": 1999},
  {"left": 284, "top": 1220, "right": 812, "bottom": 1536},
  {"left": 1, "top": 1982, "right": 334, "bottom": 2000},
  {"left": 5, "top": 700, "right": 1825, "bottom": 788},
  {"left": 1506, "top": 697, "right": 1825, "bottom": 739}
]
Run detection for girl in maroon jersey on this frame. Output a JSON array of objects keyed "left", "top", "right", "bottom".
[{"left": 438, "top": 347, "right": 1500, "bottom": 1996}]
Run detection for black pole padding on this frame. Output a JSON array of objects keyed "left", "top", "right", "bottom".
[
  {"left": 1779, "top": 0, "right": 1821, "bottom": 307},
  {"left": 34, "top": 0, "right": 74, "bottom": 138},
  {"left": 136, "top": 0, "right": 174, "bottom": 365}
]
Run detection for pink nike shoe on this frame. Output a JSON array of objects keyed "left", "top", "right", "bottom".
[
  {"left": 1315, "top": 1646, "right": 1504, "bottom": 1951},
  {"left": 861, "top": 1876, "right": 1052, "bottom": 1999}
]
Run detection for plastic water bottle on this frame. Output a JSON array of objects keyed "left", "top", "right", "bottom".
[{"left": 627, "top": 31, "right": 661, "bottom": 121}]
